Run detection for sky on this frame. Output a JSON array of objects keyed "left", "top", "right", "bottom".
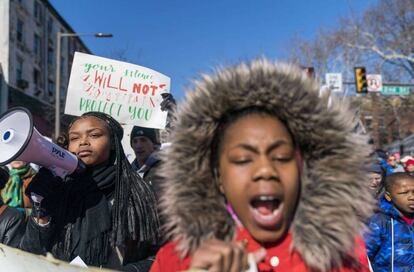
[{"left": 49, "top": 0, "right": 378, "bottom": 100}]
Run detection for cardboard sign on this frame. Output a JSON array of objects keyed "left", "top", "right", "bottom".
[{"left": 65, "top": 52, "right": 170, "bottom": 129}]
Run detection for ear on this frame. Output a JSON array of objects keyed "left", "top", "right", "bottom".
[
  {"left": 384, "top": 191, "right": 392, "bottom": 202},
  {"left": 218, "top": 178, "right": 225, "bottom": 194},
  {"left": 213, "top": 168, "right": 225, "bottom": 194}
]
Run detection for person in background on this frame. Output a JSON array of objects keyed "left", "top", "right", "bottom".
[
  {"left": 130, "top": 127, "right": 162, "bottom": 199},
  {"left": 365, "top": 172, "right": 414, "bottom": 271},
  {"left": 130, "top": 93, "right": 176, "bottom": 200},
  {"left": 0, "top": 166, "right": 25, "bottom": 247},
  {"left": 404, "top": 159, "right": 414, "bottom": 177},
  {"left": 368, "top": 164, "right": 385, "bottom": 198},
  {"left": 379, "top": 154, "right": 404, "bottom": 176},
  {"left": 401, "top": 155, "right": 414, "bottom": 166},
  {"left": 388, "top": 154, "right": 405, "bottom": 173},
  {"left": 2, "top": 161, "right": 36, "bottom": 219}
]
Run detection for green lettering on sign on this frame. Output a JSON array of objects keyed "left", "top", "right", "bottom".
[{"left": 381, "top": 86, "right": 410, "bottom": 96}]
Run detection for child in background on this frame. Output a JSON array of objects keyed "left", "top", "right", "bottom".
[
  {"left": 404, "top": 159, "right": 414, "bottom": 177},
  {"left": 365, "top": 172, "right": 414, "bottom": 271},
  {"left": 151, "top": 60, "right": 373, "bottom": 272},
  {"left": 20, "top": 112, "right": 160, "bottom": 271}
]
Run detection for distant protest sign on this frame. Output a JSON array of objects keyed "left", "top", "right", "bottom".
[{"left": 64, "top": 52, "right": 170, "bottom": 129}]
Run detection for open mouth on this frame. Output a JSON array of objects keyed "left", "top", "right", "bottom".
[{"left": 249, "top": 195, "right": 283, "bottom": 228}]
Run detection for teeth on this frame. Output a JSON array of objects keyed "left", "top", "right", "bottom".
[{"left": 257, "top": 196, "right": 277, "bottom": 201}]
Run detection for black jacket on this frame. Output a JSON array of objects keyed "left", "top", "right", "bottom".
[
  {"left": 0, "top": 205, "right": 25, "bottom": 247},
  {"left": 19, "top": 166, "right": 158, "bottom": 271},
  {"left": 131, "top": 153, "right": 162, "bottom": 201}
]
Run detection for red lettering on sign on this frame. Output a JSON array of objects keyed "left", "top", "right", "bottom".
[
  {"left": 94, "top": 71, "right": 105, "bottom": 88},
  {"left": 118, "top": 77, "right": 128, "bottom": 92},
  {"left": 107, "top": 74, "right": 117, "bottom": 89},
  {"left": 132, "top": 83, "right": 141, "bottom": 94}
]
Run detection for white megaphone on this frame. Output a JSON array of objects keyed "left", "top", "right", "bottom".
[{"left": 0, "top": 107, "right": 85, "bottom": 178}]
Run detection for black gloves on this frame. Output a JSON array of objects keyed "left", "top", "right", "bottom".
[
  {"left": 0, "top": 166, "right": 9, "bottom": 190},
  {"left": 26, "top": 168, "right": 63, "bottom": 218},
  {"left": 160, "top": 93, "right": 176, "bottom": 112}
]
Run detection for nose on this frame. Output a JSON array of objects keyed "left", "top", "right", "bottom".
[
  {"left": 79, "top": 136, "right": 89, "bottom": 146},
  {"left": 253, "top": 157, "right": 278, "bottom": 182}
]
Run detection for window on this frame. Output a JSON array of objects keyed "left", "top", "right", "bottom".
[
  {"left": 33, "top": 68, "right": 40, "bottom": 88},
  {"left": 48, "top": 46, "right": 54, "bottom": 66},
  {"left": 17, "top": 19, "right": 24, "bottom": 42},
  {"left": 60, "top": 56, "right": 64, "bottom": 74},
  {"left": 16, "top": 57, "right": 23, "bottom": 81},
  {"left": 47, "top": 18, "right": 53, "bottom": 34},
  {"left": 48, "top": 80, "right": 54, "bottom": 96},
  {"left": 34, "top": 1, "right": 42, "bottom": 21},
  {"left": 33, "top": 34, "right": 41, "bottom": 58}
]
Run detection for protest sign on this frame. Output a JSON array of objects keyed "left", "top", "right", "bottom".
[
  {"left": 65, "top": 52, "right": 170, "bottom": 129},
  {"left": 0, "top": 243, "right": 114, "bottom": 272}
]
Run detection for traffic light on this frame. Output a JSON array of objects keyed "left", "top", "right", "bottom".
[{"left": 354, "top": 67, "right": 368, "bottom": 93}]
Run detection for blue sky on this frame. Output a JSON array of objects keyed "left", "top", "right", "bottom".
[{"left": 49, "top": 0, "right": 378, "bottom": 100}]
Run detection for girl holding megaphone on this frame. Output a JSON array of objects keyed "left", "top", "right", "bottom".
[{"left": 19, "top": 112, "right": 160, "bottom": 271}]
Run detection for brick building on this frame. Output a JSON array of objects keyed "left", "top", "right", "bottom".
[{"left": 352, "top": 93, "right": 414, "bottom": 150}]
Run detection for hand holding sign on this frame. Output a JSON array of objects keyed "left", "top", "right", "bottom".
[{"left": 160, "top": 93, "right": 176, "bottom": 112}]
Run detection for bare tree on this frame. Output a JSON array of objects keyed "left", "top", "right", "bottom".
[
  {"left": 337, "top": 0, "right": 414, "bottom": 80},
  {"left": 286, "top": 0, "right": 414, "bottom": 148},
  {"left": 287, "top": 0, "right": 414, "bottom": 81}
]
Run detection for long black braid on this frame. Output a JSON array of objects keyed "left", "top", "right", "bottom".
[{"left": 71, "top": 112, "right": 160, "bottom": 247}]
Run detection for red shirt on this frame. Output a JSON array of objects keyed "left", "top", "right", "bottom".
[
  {"left": 401, "top": 215, "right": 414, "bottom": 226},
  {"left": 150, "top": 228, "right": 371, "bottom": 272}
]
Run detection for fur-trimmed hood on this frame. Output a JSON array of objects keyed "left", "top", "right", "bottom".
[{"left": 159, "top": 60, "right": 374, "bottom": 271}]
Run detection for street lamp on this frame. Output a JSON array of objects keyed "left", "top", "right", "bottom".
[{"left": 55, "top": 32, "right": 112, "bottom": 138}]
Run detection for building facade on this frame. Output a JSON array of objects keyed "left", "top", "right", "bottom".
[
  {"left": 352, "top": 93, "right": 414, "bottom": 152},
  {"left": 0, "top": 0, "right": 90, "bottom": 137}
]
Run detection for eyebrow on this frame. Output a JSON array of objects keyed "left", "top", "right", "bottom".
[
  {"left": 69, "top": 128, "right": 104, "bottom": 135},
  {"left": 235, "top": 140, "right": 292, "bottom": 154}
]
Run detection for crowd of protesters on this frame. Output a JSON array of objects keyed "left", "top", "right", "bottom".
[
  {"left": 0, "top": 60, "right": 413, "bottom": 271},
  {"left": 364, "top": 150, "right": 414, "bottom": 271}
]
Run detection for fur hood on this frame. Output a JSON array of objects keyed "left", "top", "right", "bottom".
[{"left": 159, "top": 60, "right": 374, "bottom": 271}]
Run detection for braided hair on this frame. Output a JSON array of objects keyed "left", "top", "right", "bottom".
[{"left": 71, "top": 112, "right": 160, "bottom": 246}]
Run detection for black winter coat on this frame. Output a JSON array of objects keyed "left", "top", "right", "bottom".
[
  {"left": 19, "top": 166, "right": 158, "bottom": 271},
  {"left": 0, "top": 205, "right": 25, "bottom": 247}
]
